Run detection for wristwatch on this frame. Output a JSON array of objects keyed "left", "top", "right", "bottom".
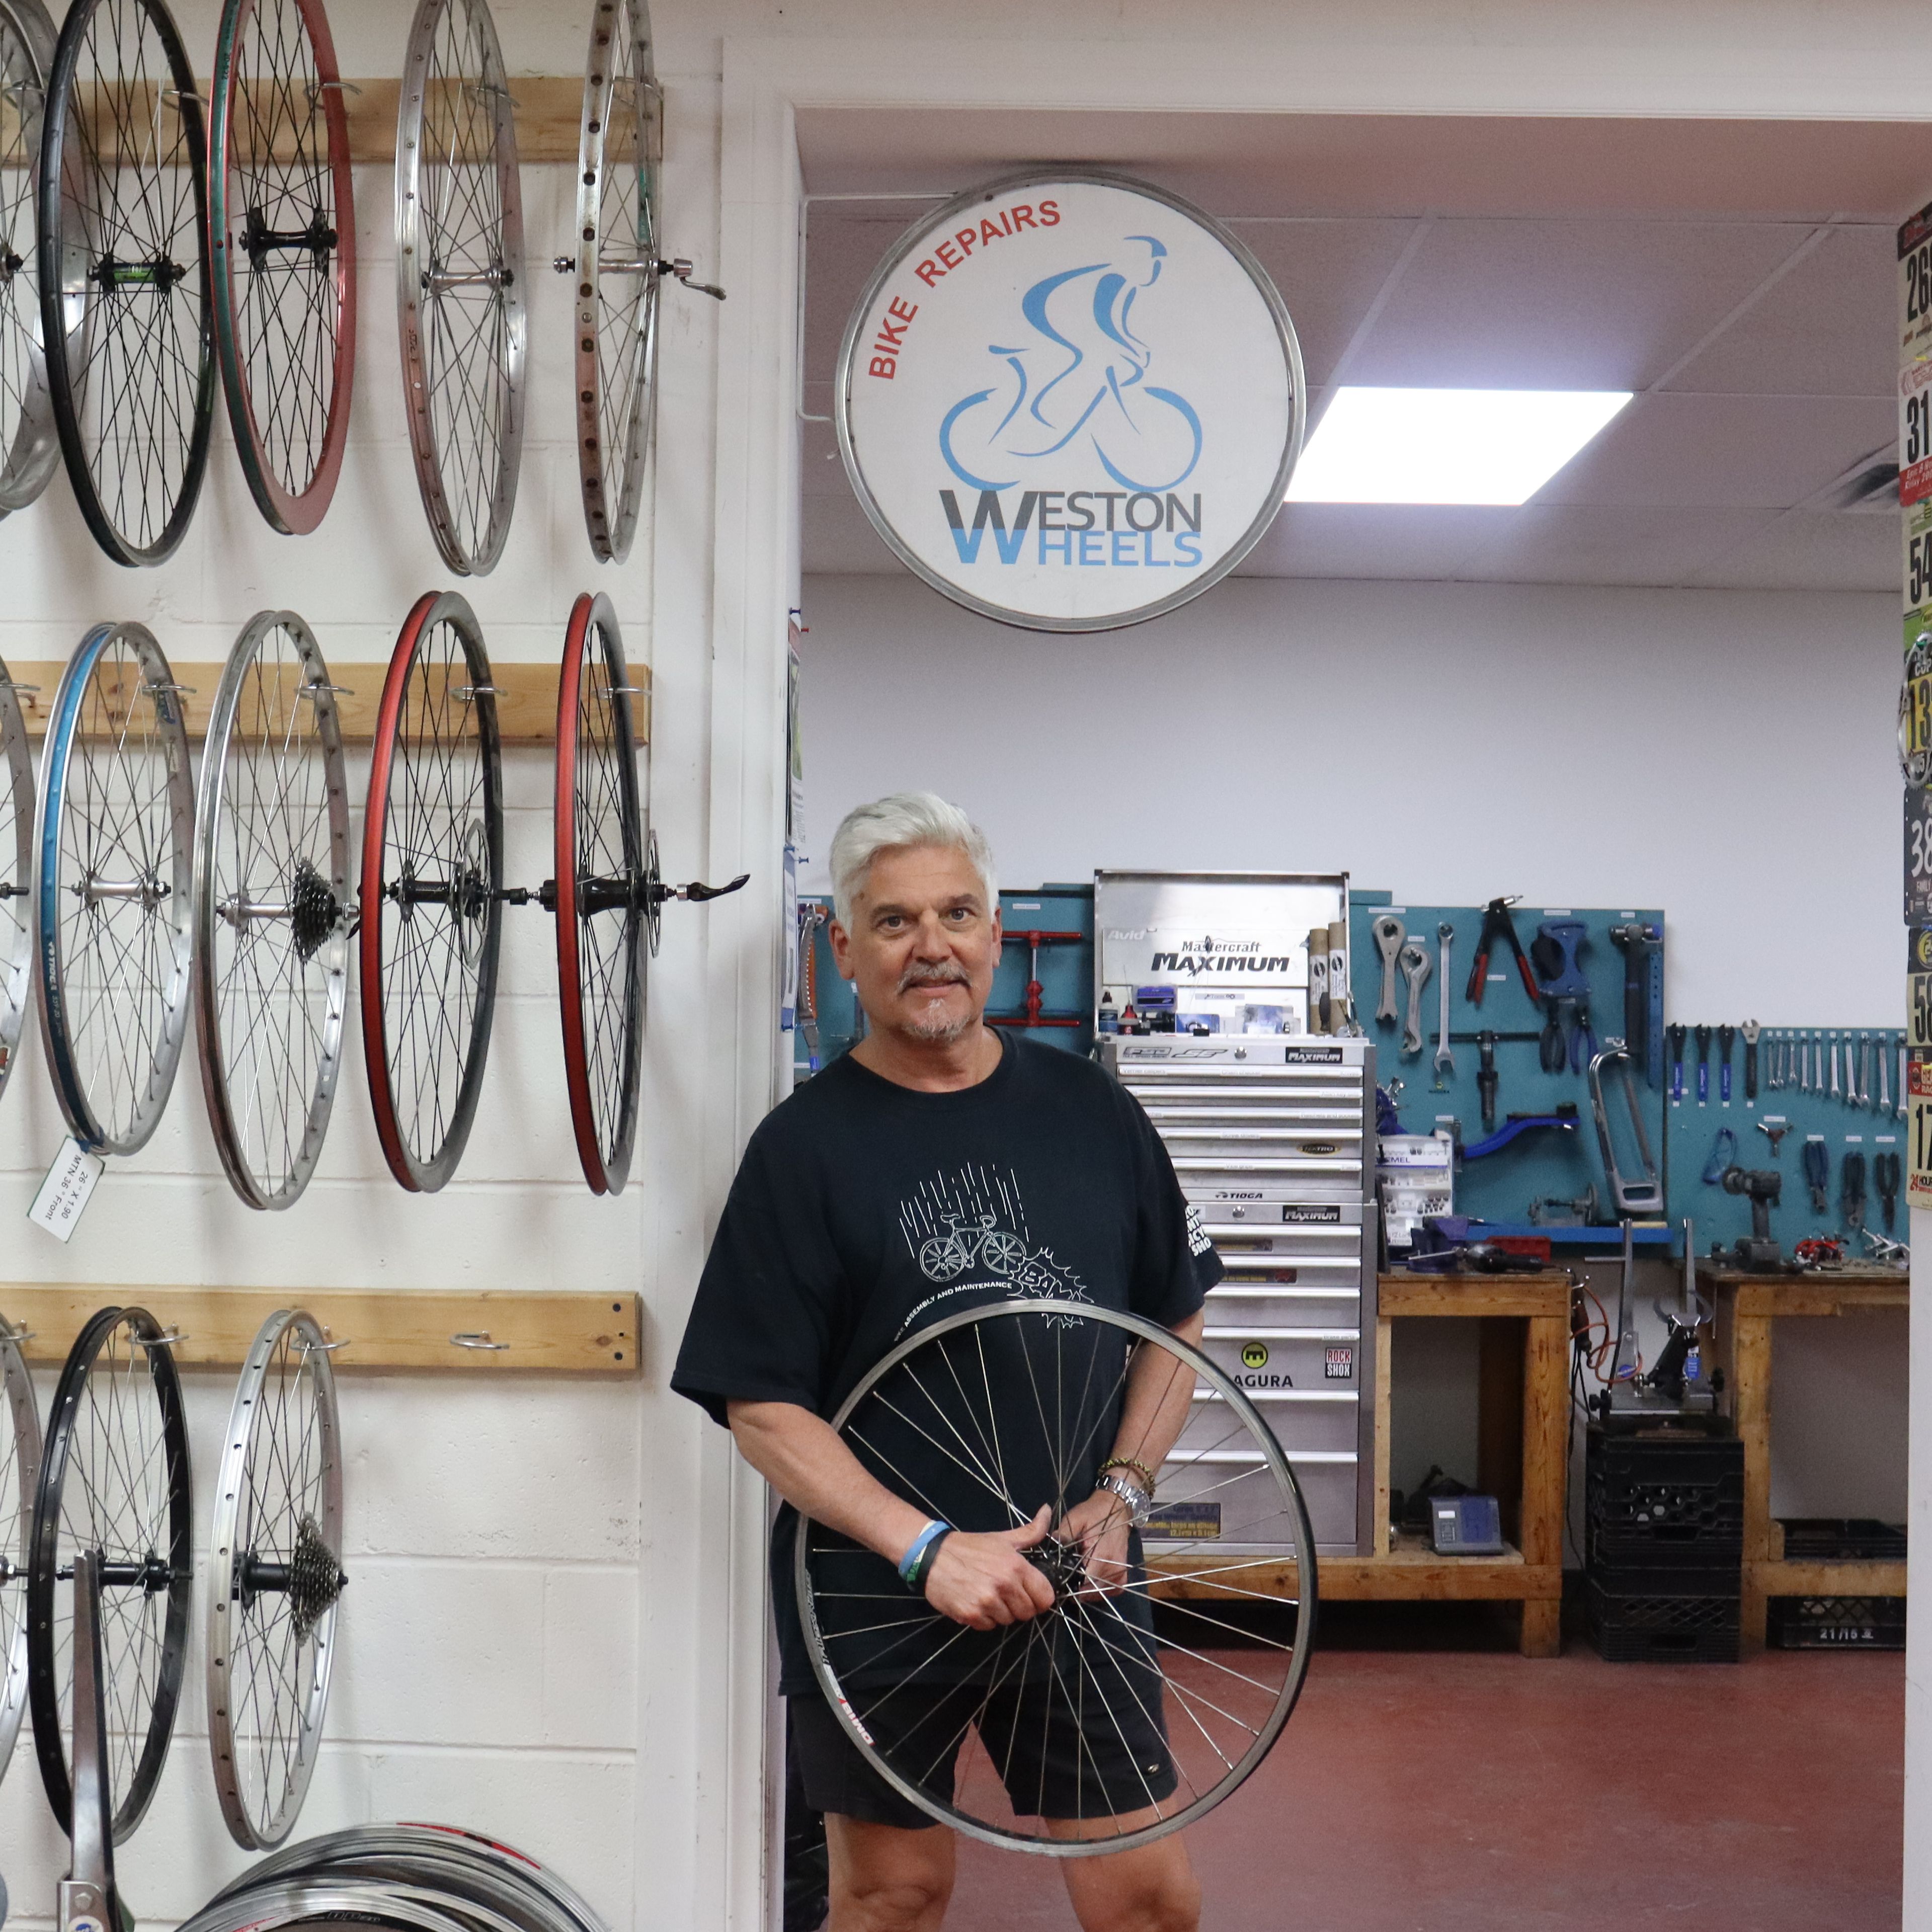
[{"left": 1096, "top": 1471, "right": 1152, "bottom": 1525}]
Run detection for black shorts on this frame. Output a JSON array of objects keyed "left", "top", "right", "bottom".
[{"left": 788, "top": 1673, "right": 1177, "bottom": 1831}]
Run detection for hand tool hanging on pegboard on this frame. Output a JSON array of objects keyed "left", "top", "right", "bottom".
[
  {"left": 1667, "top": 1024, "right": 1687, "bottom": 1102},
  {"left": 1432, "top": 923, "right": 1456, "bottom": 1088},
  {"left": 1875, "top": 1149, "right": 1901, "bottom": 1229},
  {"left": 1694, "top": 1025, "right": 1712, "bottom": 1103},
  {"left": 1398, "top": 939, "right": 1430, "bottom": 1057},
  {"left": 1841, "top": 1148, "right": 1868, "bottom": 1232},
  {"left": 1530, "top": 918, "right": 1591, "bottom": 1074},
  {"left": 1718, "top": 1024, "right": 1735, "bottom": 1103},
  {"left": 1740, "top": 1019, "right": 1760, "bottom": 1100},
  {"left": 1372, "top": 914, "right": 1406, "bottom": 1024},
  {"left": 1465, "top": 896, "right": 1541, "bottom": 1008},
  {"left": 1802, "top": 1136, "right": 1830, "bottom": 1212}
]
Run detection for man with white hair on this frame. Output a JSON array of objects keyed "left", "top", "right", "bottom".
[{"left": 673, "top": 792, "right": 1217, "bottom": 1932}]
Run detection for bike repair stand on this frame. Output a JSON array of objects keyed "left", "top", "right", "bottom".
[
  {"left": 1592, "top": 1219, "right": 1722, "bottom": 1433},
  {"left": 58, "top": 1550, "right": 129, "bottom": 1932}
]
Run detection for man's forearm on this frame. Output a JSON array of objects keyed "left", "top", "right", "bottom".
[
  {"left": 1104, "top": 1310, "right": 1205, "bottom": 1490},
  {"left": 727, "top": 1399, "right": 931, "bottom": 1565}
]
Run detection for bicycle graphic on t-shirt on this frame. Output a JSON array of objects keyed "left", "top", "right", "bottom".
[
  {"left": 917, "top": 1211, "right": 1031, "bottom": 1283},
  {"left": 900, "top": 1169, "right": 1094, "bottom": 1326}
]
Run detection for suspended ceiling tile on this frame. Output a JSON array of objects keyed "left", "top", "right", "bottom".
[
  {"left": 1533, "top": 392, "right": 1895, "bottom": 508},
  {"left": 1684, "top": 510, "right": 1900, "bottom": 593},
  {"left": 1662, "top": 223, "right": 1897, "bottom": 399},
  {"left": 1452, "top": 504, "right": 1778, "bottom": 587},
  {"left": 1233, "top": 503, "right": 1515, "bottom": 579},
  {"left": 1224, "top": 219, "right": 1420, "bottom": 388},
  {"left": 1344, "top": 219, "right": 1812, "bottom": 391}
]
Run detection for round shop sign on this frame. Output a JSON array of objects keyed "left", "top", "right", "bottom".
[{"left": 835, "top": 171, "right": 1305, "bottom": 633}]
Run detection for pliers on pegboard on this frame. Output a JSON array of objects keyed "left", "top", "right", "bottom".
[{"left": 1465, "top": 896, "right": 1543, "bottom": 1009}]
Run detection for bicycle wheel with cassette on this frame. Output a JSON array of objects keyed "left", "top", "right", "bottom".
[
  {"left": 37, "top": 0, "right": 216, "bottom": 565},
  {"left": 795, "top": 1298, "right": 1316, "bottom": 1856},
  {"left": 554, "top": 592, "right": 644, "bottom": 1194},
  {"left": 34, "top": 624, "right": 195, "bottom": 1155},
  {"left": 209, "top": 0, "right": 358, "bottom": 534},
  {"left": 394, "top": 0, "right": 525, "bottom": 576},
  {"left": 0, "top": 1310, "right": 41, "bottom": 1789},
  {"left": 360, "top": 591, "right": 504, "bottom": 1191},
  {"left": 194, "top": 611, "right": 352, "bottom": 1209},
  {"left": 27, "top": 1305, "right": 193, "bottom": 1839},
  {"left": 0, "top": 0, "right": 59, "bottom": 516},
  {"left": 207, "top": 1308, "right": 345, "bottom": 1848}
]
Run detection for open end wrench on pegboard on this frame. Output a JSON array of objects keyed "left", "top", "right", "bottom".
[{"left": 1433, "top": 923, "right": 1455, "bottom": 1089}]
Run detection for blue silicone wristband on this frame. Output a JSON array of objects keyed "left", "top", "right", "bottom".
[{"left": 897, "top": 1520, "right": 950, "bottom": 1586}]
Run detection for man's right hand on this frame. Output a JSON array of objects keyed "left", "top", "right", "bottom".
[{"left": 921, "top": 1505, "right": 1056, "bottom": 1630}]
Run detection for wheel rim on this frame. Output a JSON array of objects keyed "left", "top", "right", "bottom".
[
  {"left": 0, "top": 1314, "right": 42, "bottom": 1783},
  {"left": 209, "top": 0, "right": 358, "bottom": 535},
  {"left": 795, "top": 1298, "right": 1317, "bottom": 1856},
  {"left": 394, "top": 0, "right": 525, "bottom": 577},
  {"left": 27, "top": 1306, "right": 194, "bottom": 1840},
  {"left": 572, "top": 0, "right": 658, "bottom": 564},
  {"left": 36, "top": 0, "right": 216, "bottom": 566},
  {"left": 359, "top": 591, "right": 503, "bottom": 1192},
  {"left": 194, "top": 611, "right": 351, "bottom": 1210},
  {"left": 180, "top": 1880, "right": 532, "bottom": 1932},
  {"left": 0, "top": 0, "right": 59, "bottom": 514},
  {"left": 207, "top": 1309, "right": 344, "bottom": 1848},
  {"left": 210, "top": 1822, "right": 610, "bottom": 1932},
  {"left": 34, "top": 624, "right": 195, "bottom": 1156},
  {"left": 555, "top": 592, "right": 643, "bottom": 1195},
  {"left": 0, "top": 655, "right": 32, "bottom": 1103}
]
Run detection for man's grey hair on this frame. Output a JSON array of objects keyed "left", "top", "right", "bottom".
[{"left": 829, "top": 792, "right": 998, "bottom": 928}]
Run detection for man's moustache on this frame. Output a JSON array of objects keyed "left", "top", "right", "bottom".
[{"left": 899, "top": 967, "right": 970, "bottom": 993}]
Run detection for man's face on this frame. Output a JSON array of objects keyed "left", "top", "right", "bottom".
[{"left": 829, "top": 844, "right": 1002, "bottom": 1047}]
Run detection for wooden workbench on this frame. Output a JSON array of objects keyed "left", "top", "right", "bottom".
[
  {"left": 1155, "top": 1272, "right": 1570, "bottom": 1655},
  {"left": 1702, "top": 1267, "right": 1908, "bottom": 1653}
]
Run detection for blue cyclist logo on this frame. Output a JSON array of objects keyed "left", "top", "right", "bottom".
[{"left": 937, "top": 235, "right": 1203, "bottom": 495}]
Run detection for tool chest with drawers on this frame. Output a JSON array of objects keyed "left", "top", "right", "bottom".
[{"left": 1094, "top": 870, "right": 1378, "bottom": 1556}]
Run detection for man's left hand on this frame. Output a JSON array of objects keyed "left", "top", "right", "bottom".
[{"left": 1061, "top": 1488, "right": 1134, "bottom": 1595}]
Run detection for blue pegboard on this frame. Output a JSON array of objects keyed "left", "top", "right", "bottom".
[
  {"left": 1665, "top": 1026, "right": 1908, "bottom": 1255},
  {"left": 794, "top": 885, "right": 1094, "bottom": 1077},
  {"left": 1349, "top": 897, "right": 1671, "bottom": 1245}
]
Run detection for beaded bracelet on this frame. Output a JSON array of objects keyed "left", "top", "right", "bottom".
[
  {"left": 898, "top": 1520, "right": 952, "bottom": 1591},
  {"left": 1100, "top": 1455, "right": 1157, "bottom": 1498}
]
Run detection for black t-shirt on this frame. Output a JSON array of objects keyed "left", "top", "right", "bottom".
[{"left": 671, "top": 1032, "right": 1220, "bottom": 1692}]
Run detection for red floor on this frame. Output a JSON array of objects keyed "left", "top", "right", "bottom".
[{"left": 946, "top": 1611, "right": 1905, "bottom": 1931}]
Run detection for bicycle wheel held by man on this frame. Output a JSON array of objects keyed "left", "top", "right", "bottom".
[{"left": 674, "top": 791, "right": 1223, "bottom": 1932}]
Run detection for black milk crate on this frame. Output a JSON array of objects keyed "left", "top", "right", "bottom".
[
  {"left": 1587, "top": 1557, "right": 1739, "bottom": 1599},
  {"left": 1777, "top": 1518, "right": 1907, "bottom": 1562},
  {"left": 1768, "top": 1595, "right": 1906, "bottom": 1650},
  {"left": 1586, "top": 1579, "right": 1741, "bottom": 1664},
  {"left": 1586, "top": 1426, "right": 1743, "bottom": 1565}
]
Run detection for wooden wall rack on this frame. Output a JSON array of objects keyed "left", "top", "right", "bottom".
[
  {"left": 2, "top": 659, "right": 650, "bottom": 750},
  {"left": 0, "top": 1284, "right": 640, "bottom": 1376}
]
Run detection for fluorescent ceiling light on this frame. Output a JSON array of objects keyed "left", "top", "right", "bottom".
[{"left": 1285, "top": 387, "right": 1633, "bottom": 506}]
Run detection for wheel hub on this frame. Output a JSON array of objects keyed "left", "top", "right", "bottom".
[
  {"left": 238, "top": 1513, "right": 347, "bottom": 1641},
  {"left": 289, "top": 858, "right": 340, "bottom": 963}
]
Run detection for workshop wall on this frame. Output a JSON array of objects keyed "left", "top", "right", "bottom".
[{"left": 795, "top": 571, "right": 1899, "bottom": 1028}]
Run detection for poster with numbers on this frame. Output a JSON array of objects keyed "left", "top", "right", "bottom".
[{"left": 1908, "top": 1056, "right": 1932, "bottom": 1207}]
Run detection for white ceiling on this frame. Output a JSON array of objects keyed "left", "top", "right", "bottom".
[{"left": 796, "top": 112, "right": 1919, "bottom": 591}]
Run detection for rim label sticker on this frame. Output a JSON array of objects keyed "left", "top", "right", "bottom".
[
  {"left": 29, "top": 1136, "right": 104, "bottom": 1243},
  {"left": 1144, "top": 1502, "right": 1222, "bottom": 1540}
]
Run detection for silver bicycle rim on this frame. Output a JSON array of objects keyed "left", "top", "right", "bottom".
[
  {"left": 34, "top": 623, "right": 195, "bottom": 1154},
  {"left": 0, "top": 1314, "right": 42, "bottom": 1781},
  {"left": 796, "top": 1297, "right": 1317, "bottom": 1858},
  {"left": 394, "top": 0, "right": 524, "bottom": 576},
  {"left": 193, "top": 611, "right": 350, "bottom": 1210},
  {"left": 0, "top": 0, "right": 58, "bottom": 512},
  {"left": 214, "top": 1844, "right": 588, "bottom": 1932},
  {"left": 181, "top": 1879, "right": 528, "bottom": 1932},
  {"left": 207, "top": 1308, "right": 344, "bottom": 1848},
  {"left": 571, "top": 0, "right": 657, "bottom": 562},
  {"left": 213, "top": 1823, "right": 609, "bottom": 1932},
  {"left": 0, "top": 654, "right": 32, "bottom": 1102}
]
